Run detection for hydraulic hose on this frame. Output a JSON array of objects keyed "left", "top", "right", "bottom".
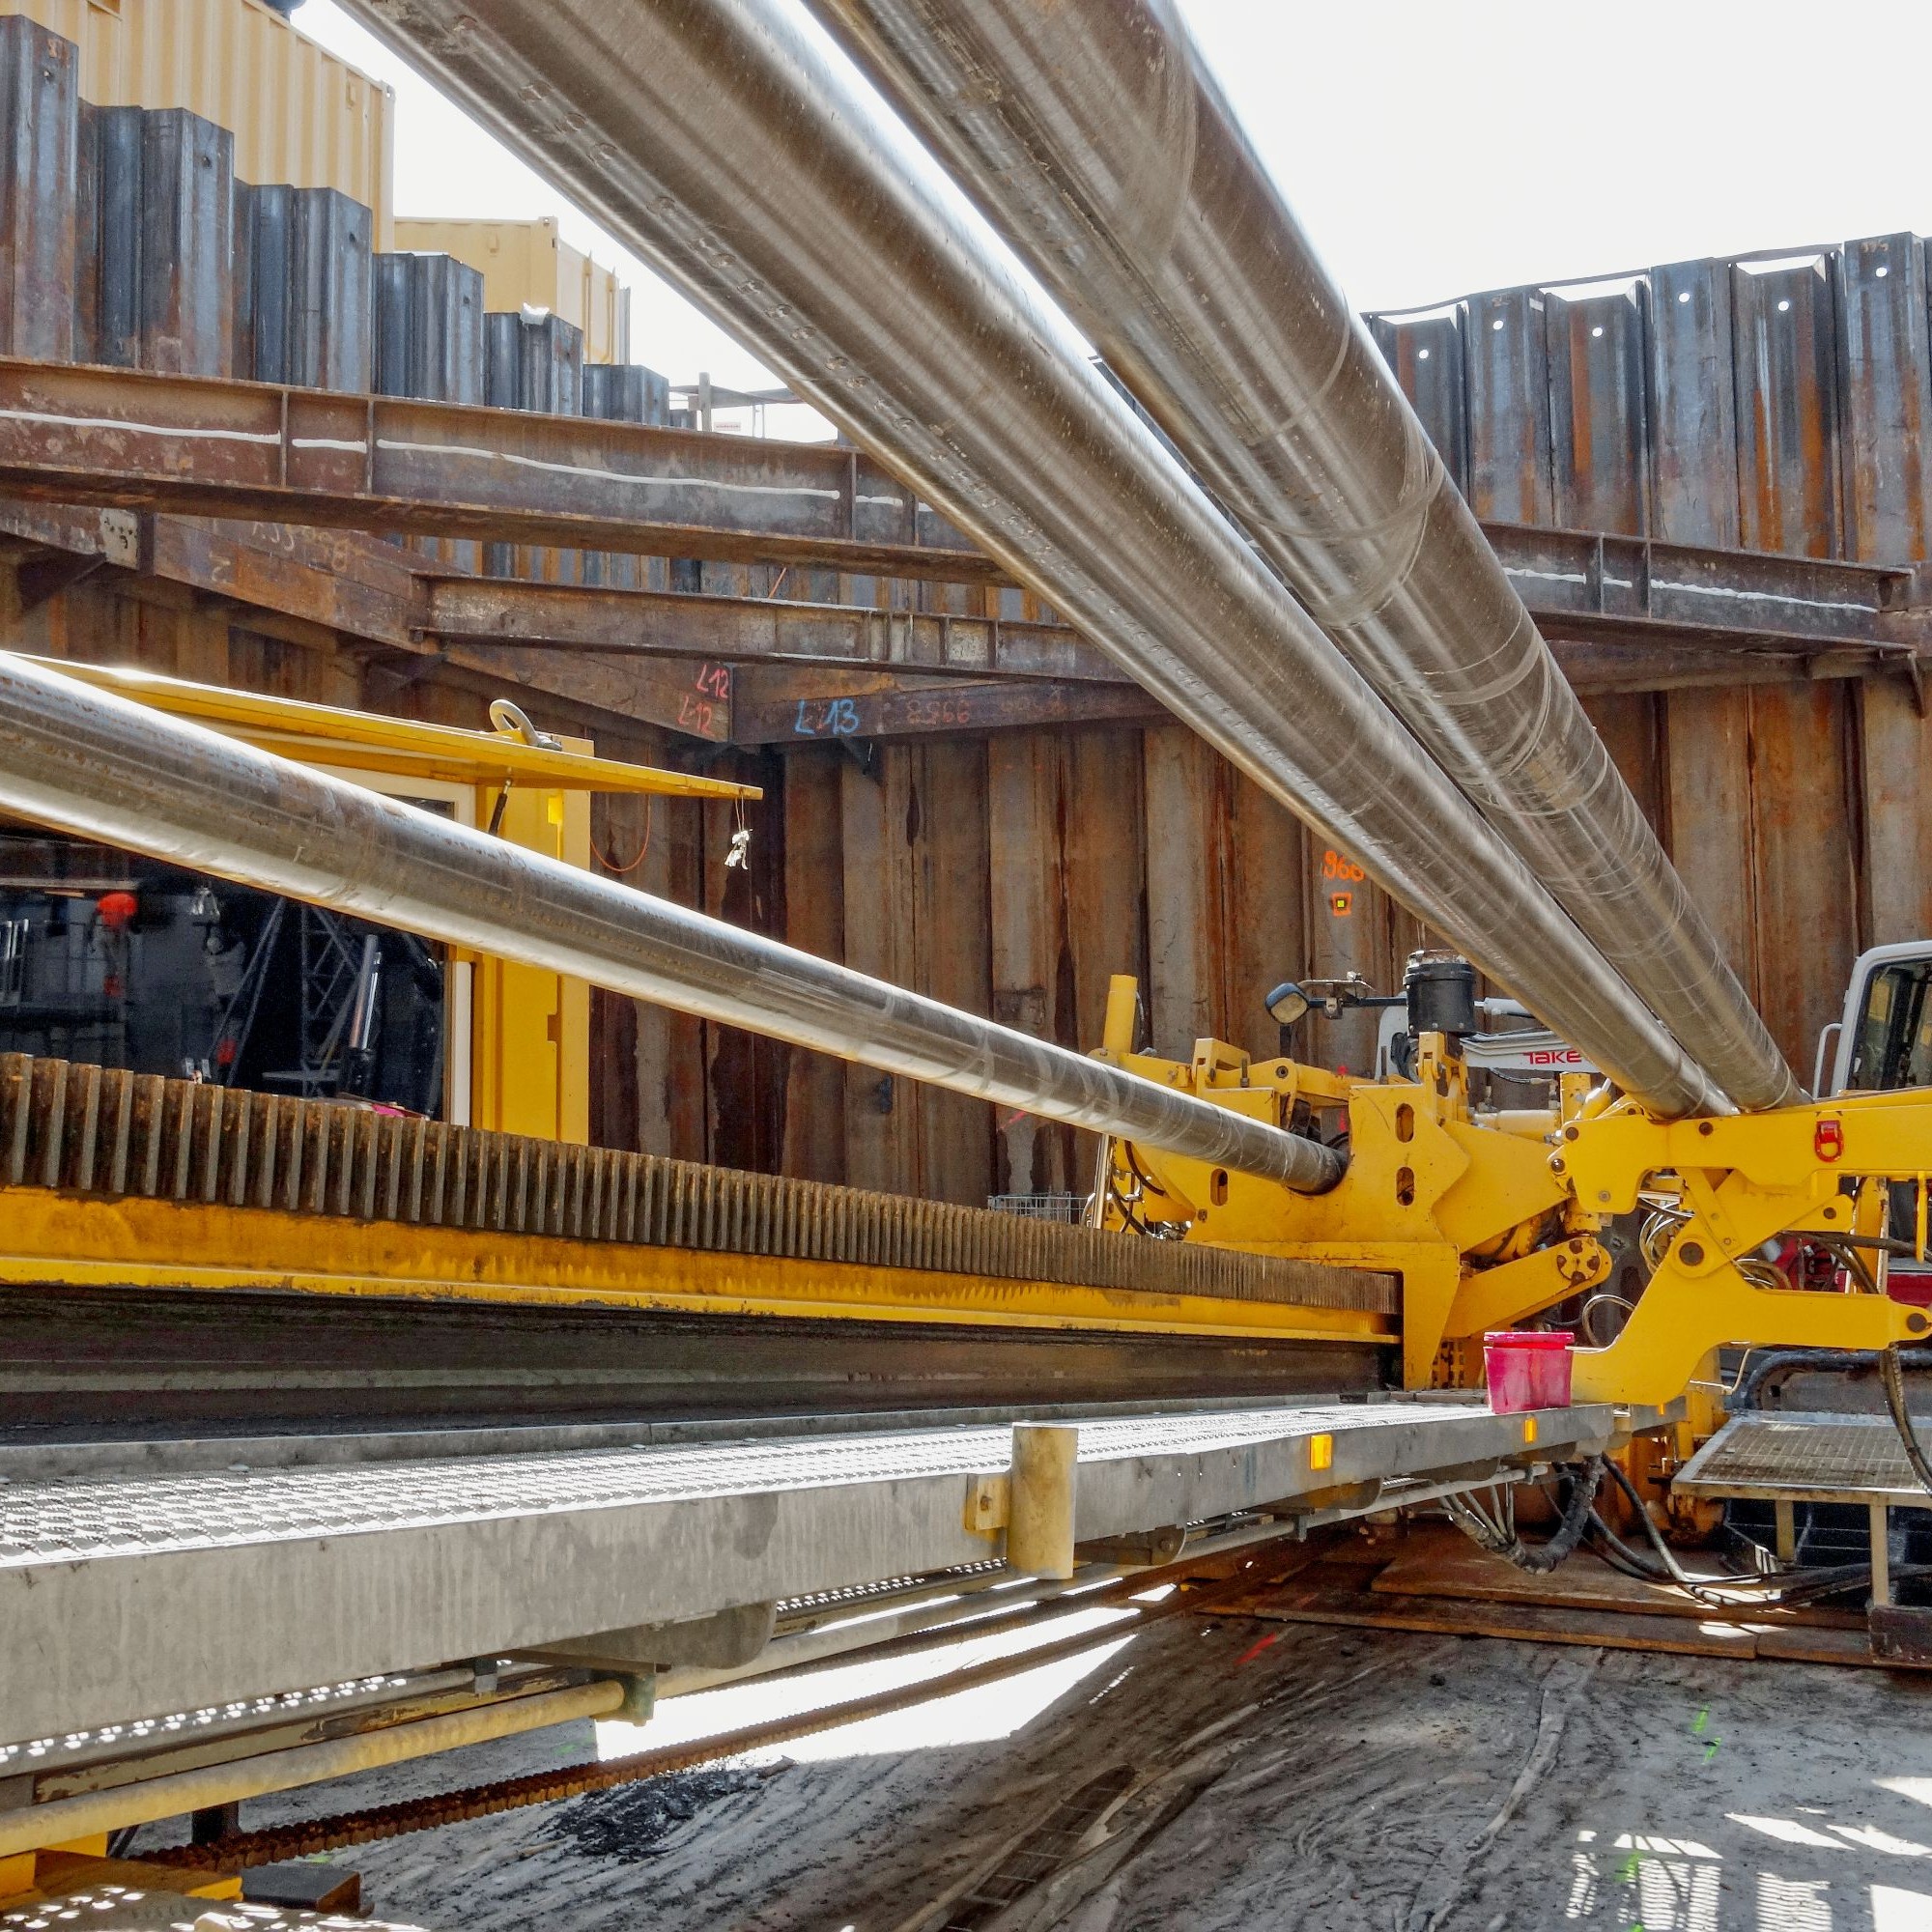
[
  {"left": 1880, "top": 1345, "right": 1932, "bottom": 1499},
  {"left": 1444, "top": 1459, "right": 1602, "bottom": 1575}
]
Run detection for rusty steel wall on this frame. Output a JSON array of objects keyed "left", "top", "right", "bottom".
[
  {"left": 1369, "top": 242, "right": 1932, "bottom": 1116},
  {"left": 0, "top": 12, "right": 1925, "bottom": 1198}
]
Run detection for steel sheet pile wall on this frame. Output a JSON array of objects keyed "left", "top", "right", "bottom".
[
  {"left": 0, "top": 0, "right": 394, "bottom": 236},
  {"left": 1371, "top": 246, "right": 1932, "bottom": 1112},
  {"left": 0, "top": 11, "right": 1924, "bottom": 1201}
]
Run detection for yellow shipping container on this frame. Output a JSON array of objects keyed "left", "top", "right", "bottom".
[
  {"left": 1, "top": 0, "right": 394, "bottom": 242},
  {"left": 394, "top": 216, "right": 631, "bottom": 365}
]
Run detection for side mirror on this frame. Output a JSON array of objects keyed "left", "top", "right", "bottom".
[{"left": 1265, "top": 980, "right": 1311, "bottom": 1028}]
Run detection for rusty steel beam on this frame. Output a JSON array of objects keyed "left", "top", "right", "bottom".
[
  {"left": 0, "top": 358, "right": 1917, "bottom": 658},
  {"left": 431, "top": 550, "right": 1919, "bottom": 673},
  {"left": 0, "top": 357, "right": 1916, "bottom": 652},
  {"left": 418, "top": 575, "right": 1122, "bottom": 684},
  {"left": 1489, "top": 522, "right": 1916, "bottom": 651},
  {"left": 730, "top": 668, "right": 1162, "bottom": 743},
  {"left": 0, "top": 505, "right": 739, "bottom": 745},
  {"left": 0, "top": 498, "right": 1918, "bottom": 756},
  {"left": 0, "top": 355, "right": 998, "bottom": 584}
]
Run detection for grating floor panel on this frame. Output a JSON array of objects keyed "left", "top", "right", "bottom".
[
  {"left": 1676, "top": 1413, "right": 1932, "bottom": 1505},
  {"left": 0, "top": 1402, "right": 1500, "bottom": 1568}
]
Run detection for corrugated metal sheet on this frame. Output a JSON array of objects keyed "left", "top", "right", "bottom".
[
  {"left": 1734, "top": 255, "right": 1841, "bottom": 557},
  {"left": 1366, "top": 305, "right": 1466, "bottom": 494},
  {"left": 235, "top": 181, "right": 371, "bottom": 390},
  {"left": 0, "top": 14, "right": 76, "bottom": 359},
  {"left": 373, "top": 247, "right": 483, "bottom": 404},
  {"left": 1462, "top": 284, "right": 1553, "bottom": 524},
  {"left": 77, "top": 100, "right": 234, "bottom": 374},
  {"left": 394, "top": 216, "right": 631, "bottom": 364},
  {"left": 0, "top": 0, "right": 392, "bottom": 240},
  {"left": 1545, "top": 283, "right": 1649, "bottom": 535},
  {"left": 1644, "top": 258, "right": 1741, "bottom": 548}
]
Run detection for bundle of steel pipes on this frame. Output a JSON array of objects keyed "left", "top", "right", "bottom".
[{"left": 0, "top": 0, "right": 1801, "bottom": 1161}]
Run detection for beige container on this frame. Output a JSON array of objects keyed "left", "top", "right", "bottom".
[
  {"left": 395, "top": 215, "right": 632, "bottom": 364},
  {"left": 1, "top": 0, "right": 394, "bottom": 240}
]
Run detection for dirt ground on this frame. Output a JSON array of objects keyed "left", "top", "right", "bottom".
[{"left": 201, "top": 1593, "right": 1932, "bottom": 1932}]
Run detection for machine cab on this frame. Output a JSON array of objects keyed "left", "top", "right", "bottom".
[{"left": 1820, "top": 943, "right": 1932, "bottom": 1098}]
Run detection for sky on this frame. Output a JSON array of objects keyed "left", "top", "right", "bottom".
[{"left": 297, "top": 0, "right": 1932, "bottom": 430}]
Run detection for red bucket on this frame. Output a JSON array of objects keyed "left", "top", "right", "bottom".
[{"left": 1484, "top": 1329, "right": 1574, "bottom": 1414}]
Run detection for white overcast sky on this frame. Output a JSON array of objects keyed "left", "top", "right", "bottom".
[{"left": 300, "top": 0, "right": 1932, "bottom": 412}]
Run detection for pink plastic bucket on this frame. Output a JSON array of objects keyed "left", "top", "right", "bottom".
[{"left": 1484, "top": 1330, "right": 1574, "bottom": 1413}]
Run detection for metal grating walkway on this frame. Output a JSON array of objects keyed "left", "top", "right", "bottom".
[
  {"left": 0, "top": 1402, "right": 1479, "bottom": 1568},
  {"left": 1, "top": 1397, "right": 1614, "bottom": 1746},
  {"left": 1675, "top": 1412, "right": 1932, "bottom": 1506}
]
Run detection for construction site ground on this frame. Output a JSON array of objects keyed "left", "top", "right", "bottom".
[{"left": 128, "top": 1529, "right": 1932, "bottom": 1932}]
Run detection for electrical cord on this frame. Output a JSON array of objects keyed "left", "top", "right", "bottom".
[
  {"left": 1589, "top": 1459, "right": 1928, "bottom": 1607},
  {"left": 594, "top": 798, "right": 654, "bottom": 876},
  {"left": 1732, "top": 1346, "right": 1932, "bottom": 1411},
  {"left": 1580, "top": 1292, "right": 1635, "bottom": 1347},
  {"left": 1117, "top": 1144, "right": 1192, "bottom": 1240},
  {"left": 1440, "top": 1453, "right": 1916, "bottom": 1605},
  {"left": 1583, "top": 1514, "right": 1907, "bottom": 1607},
  {"left": 1596, "top": 1458, "right": 1783, "bottom": 1600}
]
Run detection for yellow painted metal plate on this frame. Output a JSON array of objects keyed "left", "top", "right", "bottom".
[
  {"left": 0, "top": 1191, "right": 1396, "bottom": 1346},
  {"left": 18, "top": 657, "right": 760, "bottom": 800}
]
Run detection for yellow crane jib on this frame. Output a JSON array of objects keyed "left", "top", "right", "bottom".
[{"left": 1090, "top": 973, "right": 1932, "bottom": 1406}]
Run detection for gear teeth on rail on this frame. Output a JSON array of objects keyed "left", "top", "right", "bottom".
[{"left": 0, "top": 1054, "right": 1395, "bottom": 1315}]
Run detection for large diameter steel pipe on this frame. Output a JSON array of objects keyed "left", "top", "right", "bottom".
[
  {"left": 0, "top": 656, "right": 1338, "bottom": 1192},
  {"left": 335, "top": 0, "right": 1723, "bottom": 1121},
  {"left": 801, "top": 0, "right": 1797, "bottom": 1115}
]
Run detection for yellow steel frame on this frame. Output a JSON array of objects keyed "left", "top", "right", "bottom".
[
  {"left": 25, "top": 657, "right": 760, "bottom": 802},
  {"left": 1092, "top": 975, "right": 1932, "bottom": 1406},
  {"left": 14, "top": 672, "right": 1928, "bottom": 1416},
  {"left": 23, "top": 656, "right": 748, "bottom": 1146},
  {"left": 1560, "top": 1094, "right": 1932, "bottom": 1405},
  {"left": 1094, "top": 978, "right": 1606, "bottom": 1386},
  {"left": 0, "top": 1189, "right": 1394, "bottom": 1347}
]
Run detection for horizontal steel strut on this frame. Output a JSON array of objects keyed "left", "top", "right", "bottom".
[{"left": 0, "top": 1054, "right": 1396, "bottom": 1316}]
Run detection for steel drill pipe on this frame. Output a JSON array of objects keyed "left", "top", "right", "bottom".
[
  {"left": 334, "top": 0, "right": 1724, "bottom": 1120},
  {"left": 800, "top": 0, "right": 1796, "bottom": 1115},
  {"left": 0, "top": 656, "right": 1337, "bottom": 1191}
]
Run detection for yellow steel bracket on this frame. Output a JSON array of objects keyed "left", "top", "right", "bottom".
[
  {"left": 1093, "top": 980, "right": 1587, "bottom": 1388},
  {"left": 1558, "top": 1094, "right": 1932, "bottom": 1406},
  {"left": 1443, "top": 1236, "right": 1612, "bottom": 1340}
]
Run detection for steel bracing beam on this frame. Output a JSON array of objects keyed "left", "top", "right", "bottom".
[
  {"left": 0, "top": 361, "right": 1920, "bottom": 752},
  {"left": 0, "top": 499, "right": 1918, "bottom": 752},
  {"left": 0, "top": 355, "right": 998, "bottom": 584},
  {"left": 0, "top": 356, "right": 1915, "bottom": 639}
]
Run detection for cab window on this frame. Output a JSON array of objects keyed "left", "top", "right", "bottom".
[{"left": 1848, "top": 960, "right": 1932, "bottom": 1091}]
